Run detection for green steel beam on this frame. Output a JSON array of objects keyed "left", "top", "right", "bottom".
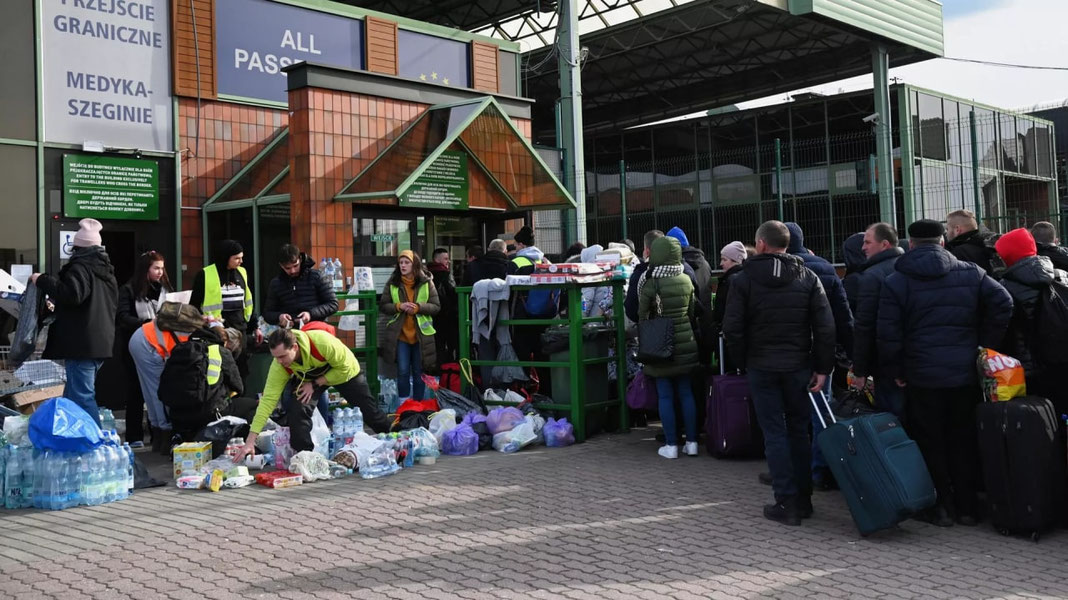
[
  {"left": 557, "top": 0, "right": 587, "bottom": 243},
  {"left": 0, "top": 138, "right": 37, "bottom": 147},
  {"left": 34, "top": 0, "right": 45, "bottom": 271}
]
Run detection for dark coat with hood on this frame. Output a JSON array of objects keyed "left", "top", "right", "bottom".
[
  {"left": 1036, "top": 242, "right": 1068, "bottom": 273},
  {"left": 463, "top": 250, "right": 510, "bottom": 286},
  {"left": 723, "top": 252, "right": 836, "bottom": 374},
  {"left": 785, "top": 222, "right": 854, "bottom": 356},
  {"left": 999, "top": 255, "right": 1068, "bottom": 377},
  {"left": 842, "top": 233, "right": 866, "bottom": 314},
  {"left": 263, "top": 253, "right": 338, "bottom": 325},
  {"left": 638, "top": 237, "right": 699, "bottom": 378},
  {"left": 946, "top": 227, "right": 1000, "bottom": 276},
  {"left": 666, "top": 227, "right": 713, "bottom": 310},
  {"left": 626, "top": 260, "right": 697, "bottom": 324},
  {"left": 877, "top": 244, "right": 1013, "bottom": 388},
  {"left": 37, "top": 246, "right": 119, "bottom": 360},
  {"left": 379, "top": 269, "right": 441, "bottom": 370},
  {"left": 851, "top": 246, "right": 904, "bottom": 379},
  {"left": 190, "top": 240, "right": 258, "bottom": 334}
]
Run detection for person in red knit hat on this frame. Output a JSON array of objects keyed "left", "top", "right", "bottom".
[{"left": 995, "top": 227, "right": 1068, "bottom": 418}]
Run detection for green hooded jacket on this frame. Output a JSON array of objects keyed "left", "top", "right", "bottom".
[{"left": 638, "top": 237, "right": 699, "bottom": 377}]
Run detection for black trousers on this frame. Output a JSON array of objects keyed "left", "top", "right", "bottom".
[
  {"left": 281, "top": 373, "right": 391, "bottom": 452},
  {"left": 120, "top": 338, "right": 145, "bottom": 442},
  {"left": 905, "top": 384, "right": 982, "bottom": 518}
]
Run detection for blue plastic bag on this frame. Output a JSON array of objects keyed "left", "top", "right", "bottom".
[
  {"left": 486, "top": 407, "right": 525, "bottom": 435},
  {"left": 543, "top": 417, "right": 576, "bottom": 448},
  {"left": 28, "top": 397, "right": 104, "bottom": 453},
  {"left": 441, "top": 424, "right": 479, "bottom": 456}
]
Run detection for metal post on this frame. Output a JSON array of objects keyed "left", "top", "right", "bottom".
[
  {"left": 558, "top": 0, "right": 587, "bottom": 244},
  {"left": 872, "top": 44, "right": 897, "bottom": 225},
  {"left": 612, "top": 280, "right": 627, "bottom": 432},
  {"left": 970, "top": 110, "right": 982, "bottom": 221},
  {"left": 568, "top": 284, "right": 585, "bottom": 442},
  {"left": 775, "top": 138, "right": 784, "bottom": 221},
  {"left": 619, "top": 159, "right": 628, "bottom": 241}
]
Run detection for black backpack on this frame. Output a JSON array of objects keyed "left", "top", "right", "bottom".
[
  {"left": 1032, "top": 279, "right": 1068, "bottom": 366},
  {"left": 158, "top": 337, "right": 211, "bottom": 431}
]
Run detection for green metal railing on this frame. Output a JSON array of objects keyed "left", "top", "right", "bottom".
[
  {"left": 330, "top": 291, "right": 380, "bottom": 395},
  {"left": 457, "top": 280, "right": 629, "bottom": 443}
]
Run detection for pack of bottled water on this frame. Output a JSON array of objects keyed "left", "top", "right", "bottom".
[{"left": 3, "top": 429, "right": 134, "bottom": 511}]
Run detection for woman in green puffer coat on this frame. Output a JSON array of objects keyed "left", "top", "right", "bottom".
[{"left": 638, "top": 236, "right": 700, "bottom": 459}]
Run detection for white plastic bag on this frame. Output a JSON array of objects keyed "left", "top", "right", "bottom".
[
  {"left": 3, "top": 415, "right": 30, "bottom": 447},
  {"left": 503, "top": 390, "right": 526, "bottom": 405},
  {"left": 428, "top": 409, "right": 457, "bottom": 444},
  {"left": 255, "top": 429, "right": 276, "bottom": 453},
  {"left": 338, "top": 284, "right": 362, "bottom": 331},
  {"left": 491, "top": 421, "right": 537, "bottom": 453},
  {"left": 524, "top": 413, "right": 546, "bottom": 443},
  {"left": 311, "top": 408, "right": 331, "bottom": 459},
  {"left": 289, "top": 450, "right": 332, "bottom": 482},
  {"left": 483, "top": 389, "right": 504, "bottom": 405}
]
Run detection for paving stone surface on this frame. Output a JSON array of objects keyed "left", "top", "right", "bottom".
[{"left": 1, "top": 427, "right": 1067, "bottom": 599}]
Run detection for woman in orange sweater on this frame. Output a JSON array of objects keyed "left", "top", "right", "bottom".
[{"left": 379, "top": 250, "right": 441, "bottom": 401}]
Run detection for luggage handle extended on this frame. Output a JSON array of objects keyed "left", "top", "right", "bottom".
[
  {"left": 718, "top": 334, "right": 726, "bottom": 376},
  {"left": 809, "top": 389, "right": 836, "bottom": 429}
]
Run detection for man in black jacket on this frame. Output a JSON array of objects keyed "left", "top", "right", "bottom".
[
  {"left": 878, "top": 219, "right": 1012, "bottom": 527},
  {"left": 945, "top": 209, "right": 1000, "bottom": 276},
  {"left": 1030, "top": 221, "right": 1068, "bottom": 272},
  {"left": 429, "top": 247, "right": 458, "bottom": 363},
  {"left": 849, "top": 223, "right": 905, "bottom": 415},
  {"left": 263, "top": 244, "right": 338, "bottom": 328},
  {"left": 32, "top": 218, "right": 119, "bottom": 426},
  {"left": 724, "top": 220, "right": 836, "bottom": 526},
  {"left": 463, "top": 239, "right": 510, "bottom": 286}
]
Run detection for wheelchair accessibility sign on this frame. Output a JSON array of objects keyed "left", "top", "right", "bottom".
[{"left": 60, "top": 231, "right": 77, "bottom": 259}]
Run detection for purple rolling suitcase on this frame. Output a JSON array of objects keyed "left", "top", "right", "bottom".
[{"left": 705, "top": 336, "right": 763, "bottom": 458}]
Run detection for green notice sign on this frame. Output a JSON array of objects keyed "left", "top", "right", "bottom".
[
  {"left": 400, "top": 150, "right": 469, "bottom": 210},
  {"left": 63, "top": 155, "right": 159, "bottom": 221}
]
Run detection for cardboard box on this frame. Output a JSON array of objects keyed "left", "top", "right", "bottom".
[
  {"left": 13, "top": 384, "right": 64, "bottom": 415},
  {"left": 535, "top": 263, "right": 582, "bottom": 274},
  {"left": 529, "top": 273, "right": 572, "bottom": 285},
  {"left": 173, "top": 441, "right": 212, "bottom": 479}
]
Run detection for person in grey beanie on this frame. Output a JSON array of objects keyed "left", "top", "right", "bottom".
[{"left": 32, "top": 218, "right": 119, "bottom": 426}]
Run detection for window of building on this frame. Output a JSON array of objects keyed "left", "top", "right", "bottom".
[
  {"left": 1000, "top": 114, "right": 1020, "bottom": 173},
  {"left": 0, "top": 145, "right": 37, "bottom": 270},
  {"left": 916, "top": 93, "right": 947, "bottom": 161}
]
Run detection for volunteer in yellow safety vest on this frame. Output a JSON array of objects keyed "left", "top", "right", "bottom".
[
  {"left": 379, "top": 250, "right": 440, "bottom": 402},
  {"left": 233, "top": 327, "right": 392, "bottom": 461},
  {"left": 189, "top": 239, "right": 264, "bottom": 367}
]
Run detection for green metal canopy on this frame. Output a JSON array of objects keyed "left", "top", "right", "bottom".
[{"left": 335, "top": 96, "right": 575, "bottom": 210}]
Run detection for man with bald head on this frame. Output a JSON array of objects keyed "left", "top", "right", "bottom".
[
  {"left": 945, "top": 209, "right": 999, "bottom": 275},
  {"left": 1030, "top": 221, "right": 1068, "bottom": 272}
]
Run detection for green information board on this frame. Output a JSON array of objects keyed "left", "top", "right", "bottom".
[
  {"left": 63, "top": 155, "right": 159, "bottom": 221},
  {"left": 400, "top": 150, "right": 469, "bottom": 210}
]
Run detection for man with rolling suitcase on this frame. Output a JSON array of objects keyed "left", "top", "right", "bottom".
[
  {"left": 877, "top": 219, "right": 1012, "bottom": 527},
  {"left": 724, "top": 220, "right": 836, "bottom": 526}
]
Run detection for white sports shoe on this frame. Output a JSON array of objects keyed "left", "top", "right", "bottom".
[
  {"left": 658, "top": 445, "right": 679, "bottom": 459},
  {"left": 683, "top": 441, "right": 699, "bottom": 456}
]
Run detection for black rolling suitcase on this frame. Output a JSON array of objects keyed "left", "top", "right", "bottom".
[{"left": 975, "top": 396, "right": 1066, "bottom": 541}]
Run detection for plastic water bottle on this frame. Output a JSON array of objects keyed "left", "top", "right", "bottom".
[
  {"left": 33, "top": 450, "right": 48, "bottom": 509},
  {"left": 100, "top": 409, "right": 116, "bottom": 433},
  {"left": 19, "top": 447, "right": 34, "bottom": 508},
  {"left": 351, "top": 407, "right": 363, "bottom": 433},
  {"left": 111, "top": 445, "right": 127, "bottom": 501},
  {"left": 333, "top": 258, "right": 344, "bottom": 291},
  {"left": 323, "top": 258, "right": 335, "bottom": 287},
  {"left": 4, "top": 446, "right": 20, "bottom": 509},
  {"left": 55, "top": 453, "right": 72, "bottom": 510},
  {"left": 319, "top": 257, "right": 329, "bottom": 273},
  {"left": 85, "top": 448, "right": 105, "bottom": 506},
  {"left": 123, "top": 443, "right": 135, "bottom": 494},
  {"left": 69, "top": 454, "right": 84, "bottom": 508}
]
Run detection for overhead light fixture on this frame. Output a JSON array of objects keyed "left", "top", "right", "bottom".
[{"left": 82, "top": 141, "right": 105, "bottom": 153}]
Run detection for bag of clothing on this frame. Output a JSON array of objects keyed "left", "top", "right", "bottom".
[
  {"left": 461, "top": 412, "right": 493, "bottom": 450},
  {"left": 436, "top": 388, "right": 484, "bottom": 416},
  {"left": 289, "top": 450, "right": 332, "bottom": 482},
  {"left": 156, "top": 302, "right": 204, "bottom": 332},
  {"left": 441, "top": 424, "right": 479, "bottom": 456},
  {"left": 28, "top": 398, "right": 103, "bottom": 453},
  {"left": 439, "top": 363, "right": 462, "bottom": 393},
  {"left": 492, "top": 421, "right": 537, "bottom": 453},
  {"left": 486, "top": 407, "right": 525, "bottom": 435},
  {"left": 10, "top": 282, "right": 48, "bottom": 368},
  {"left": 625, "top": 372, "right": 658, "bottom": 411},
  {"left": 543, "top": 417, "right": 576, "bottom": 448},
  {"left": 195, "top": 417, "right": 250, "bottom": 458},
  {"left": 428, "top": 409, "right": 458, "bottom": 443}
]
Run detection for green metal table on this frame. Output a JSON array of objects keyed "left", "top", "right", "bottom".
[{"left": 457, "top": 279, "right": 629, "bottom": 442}]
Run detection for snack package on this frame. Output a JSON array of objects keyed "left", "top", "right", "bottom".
[
  {"left": 176, "top": 475, "right": 206, "bottom": 489},
  {"left": 254, "top": 470, "right": 303, "bottom": 488},
  {"left": 978, "top": 347, "right": 1026, "bottom": 402},
  {"left": 222, "top": 475, "right": 256, "bottom": 489},
  {"left": 207, "top": 469, "right": 225, "bottom": 492}
]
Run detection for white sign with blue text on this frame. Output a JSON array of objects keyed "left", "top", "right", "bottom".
[{"left": 42, "top": 0, "right": 173, "bottom": 152}]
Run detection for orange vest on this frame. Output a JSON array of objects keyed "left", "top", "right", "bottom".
[{"left": 142, "top": 322, "right": 190, "bottom": 359}]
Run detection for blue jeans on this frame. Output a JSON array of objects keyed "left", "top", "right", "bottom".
[
  {"left": 655, "top": 375, "right": 697, "bottom": 446},
  {"left": 129, "top": 330, "right": 171, "bottom": 430},
  {"left": 65, "top": 359, "right": 104, "bottom": 427},
  {"left": 874, "top": 377, "right": 905, "bottom": 417},
  {"left": 396, "top": 341, "right": 425, "bottom": 400},
  {"left": 748, "top": 368, "right": 813, "bottom": 500},
  {"left": 810, "top": 369, "right": 833, "bottom": 475}
]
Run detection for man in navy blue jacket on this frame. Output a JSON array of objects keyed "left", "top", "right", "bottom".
[
  {"left": 785, "top": 222, "right": 853, "bottom": 490},
  {"left": 850, "top": 223, "right": 905, "bottom": 415},
  {"left": 878, "top": 219, "right": 1012, "bottom": 527}
]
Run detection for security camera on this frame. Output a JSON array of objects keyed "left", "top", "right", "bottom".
[{"left": 862, "top": 113, "right": 880, "bottom": 124}]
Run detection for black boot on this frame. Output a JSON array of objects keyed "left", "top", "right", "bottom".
[
  {"left": 764, "top": 497, "right": 801, "bottom": 526},
  {"left": 150, "top": 427, "right": 163, "bottom": 453},
  {"left": 798, "top": 495, "right": 814, "bottom": 519}
]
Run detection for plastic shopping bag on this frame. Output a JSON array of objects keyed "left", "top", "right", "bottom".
[
  {"left": 289, "top": 450, "right": 332, "bottom": 482},
  {"left": 441, "top": 424, "right": 479, "bottom": 456},
  {"left": 543, "top": 417, "right": 576, "bottom": 448},
  {"left": 28, "top": 397, "right": 103, "bottom": 453},
  {"left": 486, "top": 406, "right": 525, "bottom": 435},
  {"left": 311, "top": 409, "right": 331, "bottom": 459},
  {"left": 491, "top": 421, "right": 537, "bottom": 453},
  {"left": 428, "top": 409, "right": 458, "bottom": 444},
  {"left": 978, "top": 347, "right": 1026, "bottom": 402}
]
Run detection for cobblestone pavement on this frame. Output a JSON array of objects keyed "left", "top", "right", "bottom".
[{"left": 2, "top": 427, "right": 1067, "bottom": 600}]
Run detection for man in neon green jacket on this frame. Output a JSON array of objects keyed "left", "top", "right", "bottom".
[{"left": 233, "top": 327, "right": 391, "bottom": 460}]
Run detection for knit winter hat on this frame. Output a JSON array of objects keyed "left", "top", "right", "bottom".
[
  {"left": 515, "top": 226, "right": 535, "bottom": 246},
  {"left": 666, "top": 226, "right": 690, "bottom": 248},
  {"left": 907, "top": 219, "right": 945, "bottom": 240},
  {"left": 399, "top": 249, "right": 415, "bottom": 262},
  {"left": 720, "top": 241, "right": 747, "bottom": 265},
  {"left": 994, "top": 227, "right": 1036, "bottom": 268},
  {"left": 72, "top": 218, "right": 103, "bottom": 248}
]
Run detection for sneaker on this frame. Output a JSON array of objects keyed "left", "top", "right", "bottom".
[
  {"left": 129, "top": 441, "right": 144, "bottom": 449},
  {"left": 658, "top": 445, "right": 679, "bottom": 459},
  {"left": 758, "top": 472, "right": 772, "bottom": 486},
  {"left": 764, "top": 501, "right": 801, "bottom": 526},
  {"left": 683, "top": 442, "right": 699, "bottom": 456}
]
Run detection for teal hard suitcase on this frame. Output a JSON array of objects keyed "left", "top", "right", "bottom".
[{"left": 810, "top": 391, "right": 937, "bottom": 536}]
